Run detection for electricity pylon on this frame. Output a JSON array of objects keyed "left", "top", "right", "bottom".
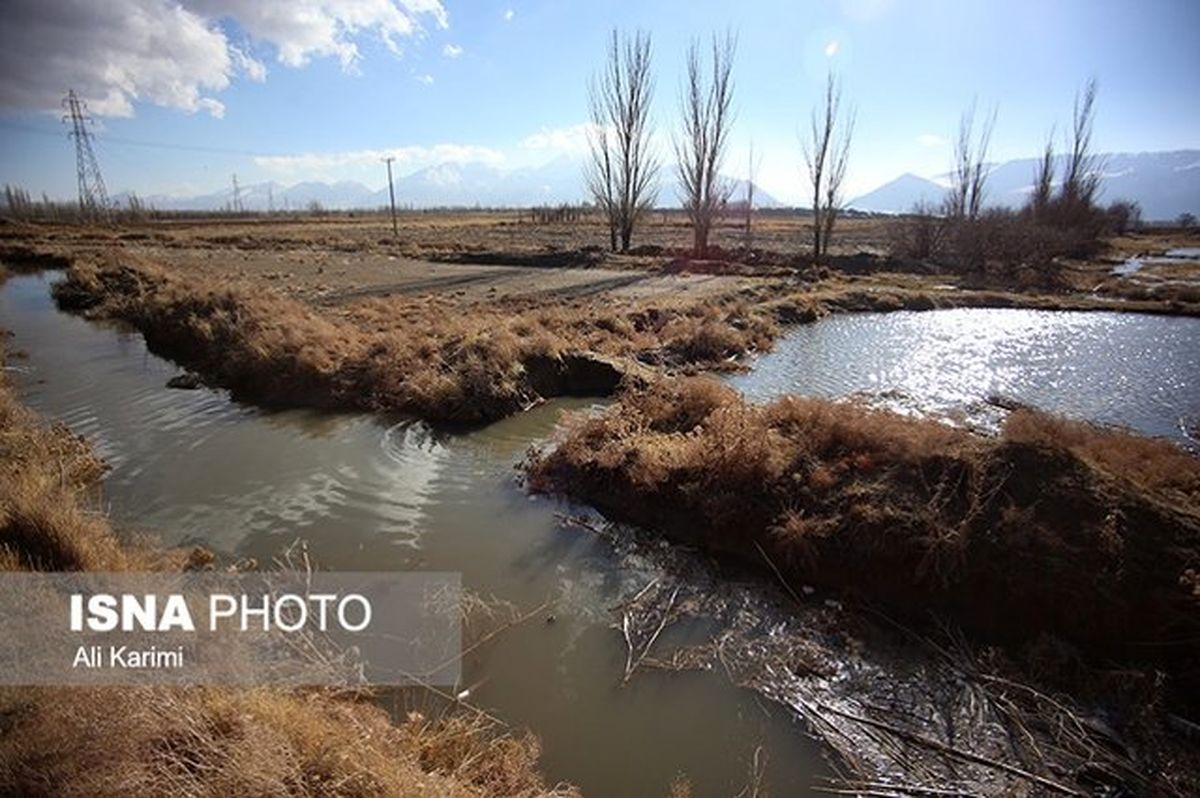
[{"left": 62, "top": 90, "right": 111, "bottom": 220}]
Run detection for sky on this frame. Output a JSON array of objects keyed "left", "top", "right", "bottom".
[{"left": 0, "top": 0, "right": 1197, "bottom": 205}]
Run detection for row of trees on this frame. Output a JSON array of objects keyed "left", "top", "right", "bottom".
[
  {"left": 889, "top": 78, "right": 1163, "bottom": 280},
  {"left": 586, "top": 29, "right": 854, "bottom": 259}
]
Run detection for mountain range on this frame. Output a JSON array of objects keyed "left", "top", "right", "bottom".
[
  {"left": 848, "top": 150, "right": 1200, "bottom": 220},
  {"left": 110, "top": 150, "right": 1198, "bottom": 221},
  {"left": 115, "top": 155, "right": 782, "bottom": 213}
]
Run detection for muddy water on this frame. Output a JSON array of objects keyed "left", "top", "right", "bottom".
[
  {"left": 0, "top": 272, "right": 823, "bottom": 797},
  {"left": 730, "top": 307, "right": 1200, "bottom": 447}
]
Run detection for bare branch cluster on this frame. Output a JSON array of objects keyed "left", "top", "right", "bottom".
[
  {"left": 586, "top": 29, "right": 659, "bottom": 253},
  {"left": 802, "top": 72, "right": 855, "bottom": 259},
  {"left": 674, "top": 32, "right": 737, "bottom": 257},
  {"left": 947, "top": 99, "right": 997, "bottom": 221}
]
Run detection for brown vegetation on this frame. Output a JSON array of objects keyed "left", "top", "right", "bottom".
[
  {"left": 50, "top": 254, "right": 779, "bottom": 423},
  {"left": 525, "top": 378, "right": 1200, "bottom": 687},
  {"left": 0, "top": 333, "right": 573, "bottom": 798},
  {"left": 1, "top": 686, "right": 565, "bottom": 798}
]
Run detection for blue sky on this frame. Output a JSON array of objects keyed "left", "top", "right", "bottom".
[{"left": 1, "top": 0, "right": 1197, "bottom": 203}]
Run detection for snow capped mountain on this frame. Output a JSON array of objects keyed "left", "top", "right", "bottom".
[
  {"left": 111, "top": 155, "right": 782, "bottom": 212},
  {"left": 850, "top": 150, "right": 1200, "bottom": 220}
]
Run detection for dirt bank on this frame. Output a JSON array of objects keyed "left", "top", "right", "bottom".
[
  {"left": 0, "top": 331, "right": 575, "bottom": 797},
  {"left": 524, "top": 379, "right": 1200, "bottom": 780},
  {"left": 43, "top": 250, "right": 787, "bottom": 423}
]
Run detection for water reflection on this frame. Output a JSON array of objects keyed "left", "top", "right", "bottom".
[{"left": 730, "top": 308, "right": 1200, "bottom": 446}]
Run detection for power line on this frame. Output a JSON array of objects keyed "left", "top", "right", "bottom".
[
  {"left": 62, "top": 90, "right": 110, "bottom": 219},
  {"left": 0, "top": 119, "right": 267, "bottom": 158}
]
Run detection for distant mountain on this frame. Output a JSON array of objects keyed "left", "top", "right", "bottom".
[
  {"left": 380, "top": 155, "right": 783, "bottom": 209},
  {"left": 850, "top": 150, "right": 1200, "bottom": 220},
  {"left": 848, "top": 173, "right": 945, "bottom": 214},
  {"left": 381, "top": 156, "right": 586, "bottom": 207},
  {"left": 111, "top": 155, "right": 782, "bottom": 212},
  {"left": 113, "top": 180, "right": 378, "bottom": 212}
]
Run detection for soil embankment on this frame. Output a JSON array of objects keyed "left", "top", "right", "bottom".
[
  {"left": 526, "top": 378, "right": 1200, "bottom": 668},
  {"left": 524, "top": 377, "right": 1200, "bottom": 792}
]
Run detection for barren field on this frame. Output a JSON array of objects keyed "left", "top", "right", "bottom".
[
  {"left": 4, "top": 211, "right": 1197, "bottom": 425},
  {"left": 9, "top": 210, "right": 1200, "bottom": 310}
]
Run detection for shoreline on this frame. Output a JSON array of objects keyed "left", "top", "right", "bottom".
[{"left": 0, "top": 325, "right": 574, "bottom": 798}]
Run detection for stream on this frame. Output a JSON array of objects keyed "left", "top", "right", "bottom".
[
  {"left": 4, "top": 272, "right": 1199, "bottom": 795},
  {"left": 1, "top": 272, "right": 823, "bottom": 796}
]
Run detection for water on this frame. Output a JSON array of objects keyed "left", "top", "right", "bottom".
[
  {"left": 729, "top": 307, "right": 1200, "bottom": 447},
  {"left": 0, "top": 272, "right": 823, "bottom": 797},
  {"left": 1114, "top": 246, "right": 1200, "bottom": 275}
]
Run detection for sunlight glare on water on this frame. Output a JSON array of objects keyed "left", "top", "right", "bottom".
[{"left": 730, "top": 308, "right": 1200, "bottom": 445}]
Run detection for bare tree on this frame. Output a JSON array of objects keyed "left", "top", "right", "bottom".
[
  {"left": 586, "top": 29, "right": 659, "bottom": 253},
  {"left": 1060, "top": 77, "right": 1101, "bottom": 219},
  {"left": 1030, "top": 128, "right": 1055, "bottom": 220},
  {"left": 947, "top": 100, "right": 997, "bottom": 221},
  {"left": 802, "top": 72, "right": 855, "bottom": 260},
  {"left": 675, "top": 32, "right": 736, "bottom": 257}
]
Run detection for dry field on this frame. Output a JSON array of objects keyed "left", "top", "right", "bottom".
[{"left": 3, "top": 212, "right": 1196, "bottom": 424}]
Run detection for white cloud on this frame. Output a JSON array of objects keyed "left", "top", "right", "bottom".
[
  {"left": 231, "top": 47, "right": 268, "bottom": 81},
  {"left": 186, "top": 0, "right": 447, "bottom": 70},
  {"left": 0, "top": 0, "right": 447, "bottom": 117},
  {"left": 823, "top": 39, "right": 840, "bottom": 57},
  {"left": 0, "top": 0, "right": 232, "bottom": 117},
  {"left": 519, "top": 123, "right": 596, "bottom": 156},
  {"left": 416, "top": 73, "right": 435, "bottom": 84},
  {"left": 254, "top": 144, "right": 506, "bottom": 179},
  {"left": 916, "top": 133, "right": 947, "bottom": 147},
  {"left": 504, "top": 9, "right": 515, "bottom": 22},
  {"left": 442, "top": 43, "right": 463, "bottom": 58}
]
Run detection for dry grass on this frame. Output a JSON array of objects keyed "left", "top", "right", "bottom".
[
  {"left": 525, "top": 378, "right": 1200, "bottom": 679},
  {"left": 51, "top": 256, "right": 778, "bottom": 423},
  {"left": 1, "top": 332, "right": 132, "bottom": 570},
  {"left": 1003, "top": 408, "right": 1200, "bottom": 502},
  {"left": 0, "top": 333, "right": 573, "bottom": 798},
  {"left": 0, "top": 686, "right": 570, "bottom": 798}
]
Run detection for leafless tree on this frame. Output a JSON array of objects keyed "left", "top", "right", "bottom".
[
  {"left": 586, "top": 29, "right": 659, "bottom": 253},
  {"left": 802, "top": 72, "right": 855, "bottom": 260},
  {"left": 947, "top": 100, "right": 997, "bottom": 221},
  {"left": 1030, "top": 128, "right": 1055, "bottom": 220},
  {"left": 1060, "top": 77, "right": 1101, "bottom": 217},
  {"left": 675, "top": 32, "right": 736, "bottom": 257}
]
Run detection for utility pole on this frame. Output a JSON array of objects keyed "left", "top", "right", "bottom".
[
  {"left": 231, "top": 173, "right": 243, "bottom": 213},
  {"left": 267, "top": 184, "right": 274, "bottom": 215},
  {"left": 745, "top": 140, "right": 760, "bottom": 250},
  {"left": 62, "top": 90, "right": 110, "bottom": 221},
  {"left": 382, "top": 156, "right": 398, "bottom": 237}
]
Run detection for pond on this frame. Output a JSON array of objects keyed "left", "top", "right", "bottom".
[{"left": 729, "top": 307, "right": 1200, "bottom": 447}]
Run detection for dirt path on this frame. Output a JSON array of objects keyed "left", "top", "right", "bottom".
[{"left": 126, "top": 244, "right": 750, "bottom": 305}]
